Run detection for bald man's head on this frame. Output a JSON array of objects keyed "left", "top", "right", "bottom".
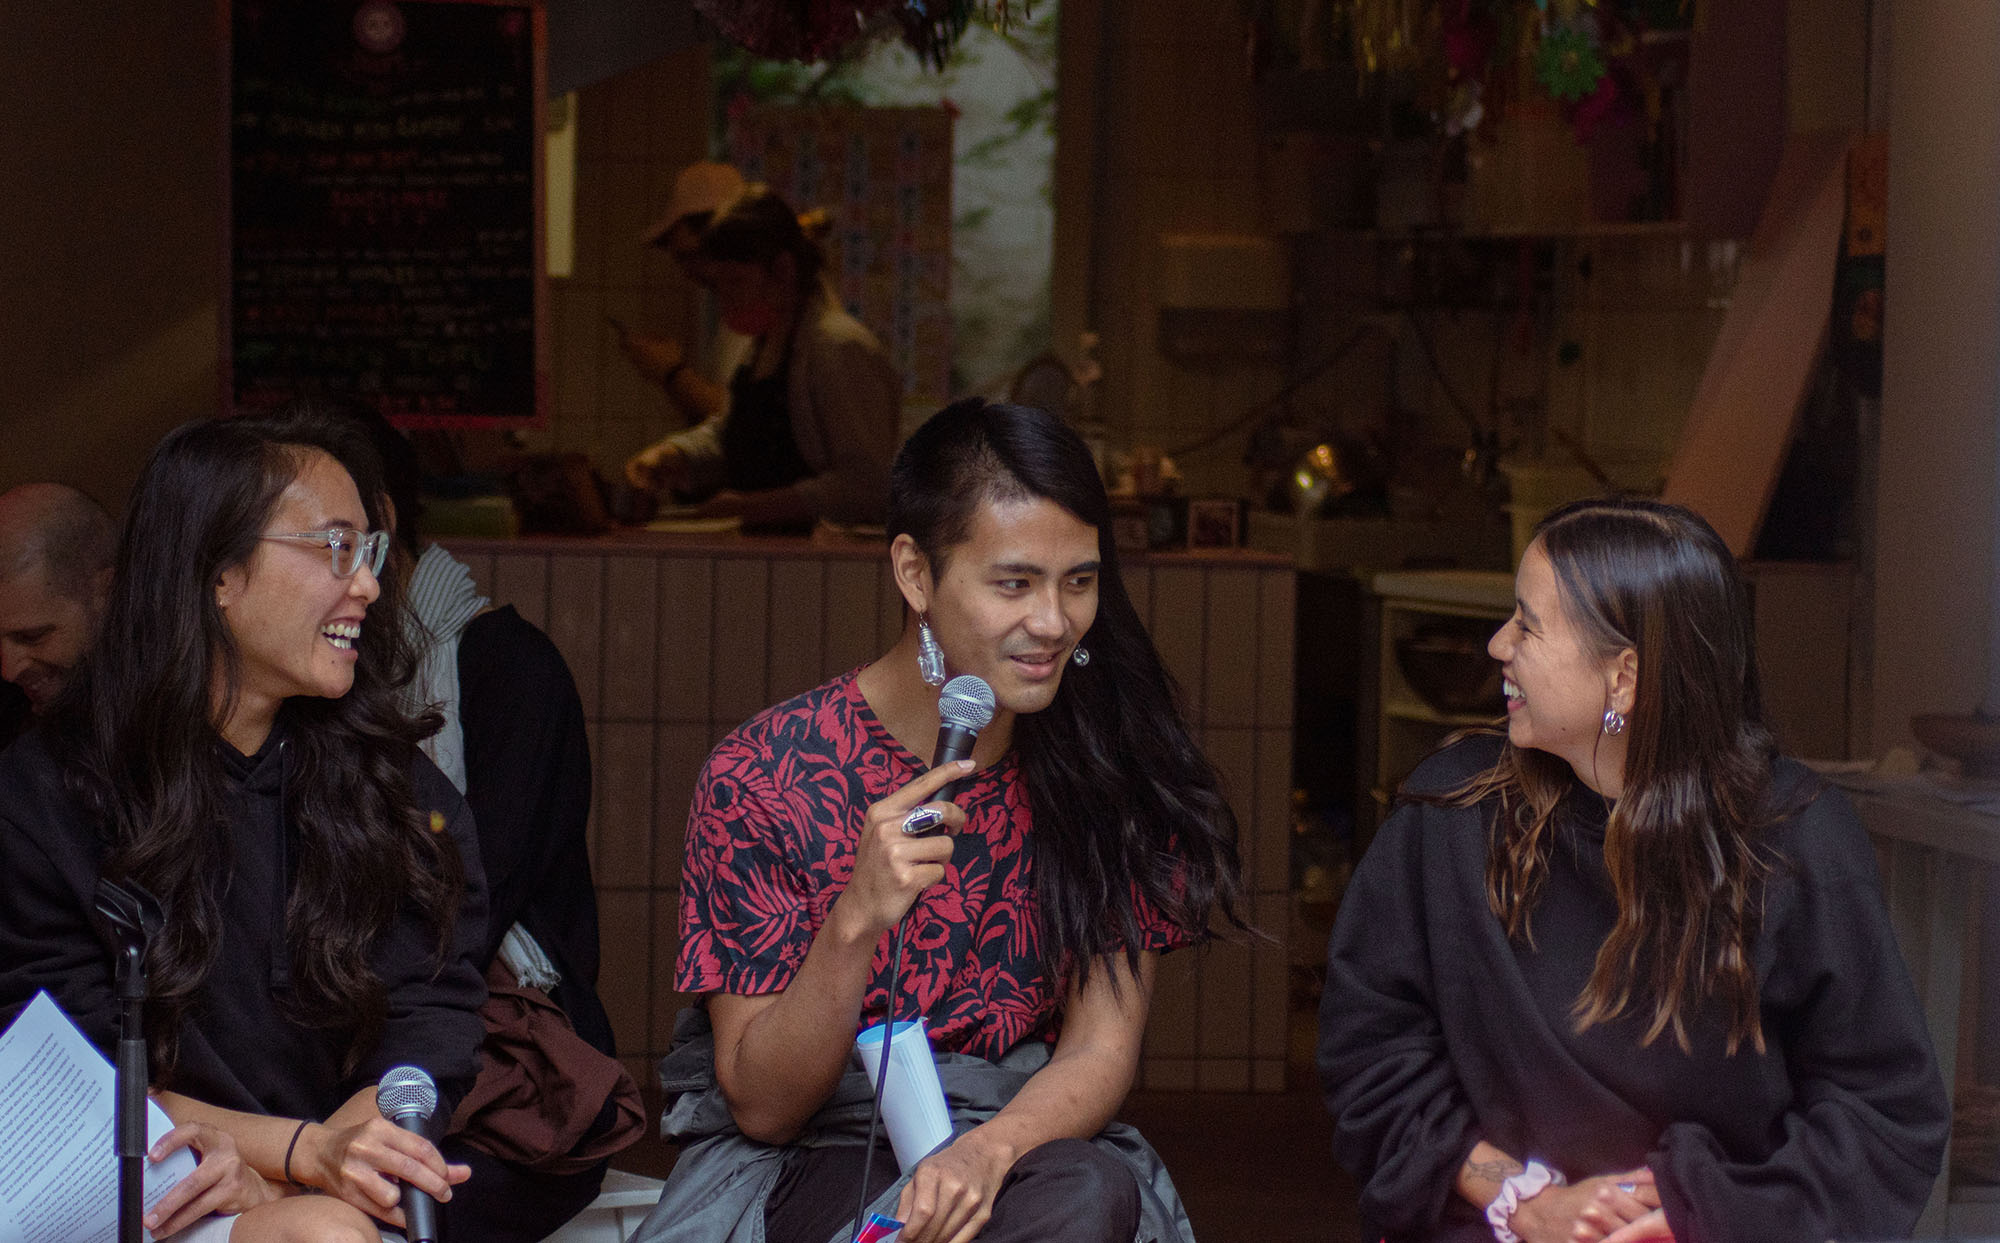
[{"left": 0, "top": 484, "right": 115, "bottom": 712}]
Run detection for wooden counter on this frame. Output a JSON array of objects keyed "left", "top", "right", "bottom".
[{"left": 441, "top": 531, "right": 1298, "bottom": 1094}]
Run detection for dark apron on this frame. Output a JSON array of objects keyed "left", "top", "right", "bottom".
[{"left": 720, "top": 352, "right": 812, "bottom": 495}]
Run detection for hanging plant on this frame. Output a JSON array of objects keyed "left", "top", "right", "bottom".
[
  {"left": 1532, "top": 23, "right": 1606, "bottom": 102},
  {"left": 695, "top": 0, "right": 1023, "bottom": 69}
]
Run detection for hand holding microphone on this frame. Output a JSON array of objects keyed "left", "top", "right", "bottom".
[
  {"left": 376, "top": 1066, "right": 444, "bottom": 1243},
  {"left": 293, "top": 1067, "right": 465, "bottom": 1233},
  {"left": 838, "top": 676, "right": 996, "bottom": 938}
]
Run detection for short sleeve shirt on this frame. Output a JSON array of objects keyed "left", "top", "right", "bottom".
[{"left": 676, "top": 670, "right": 1190, "bottom": 1061}]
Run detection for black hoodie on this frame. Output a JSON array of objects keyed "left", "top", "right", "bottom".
[{"left": 0, "top": 715, "right": 487, "bottom": 1120}]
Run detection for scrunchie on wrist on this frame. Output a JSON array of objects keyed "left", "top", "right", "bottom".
[{"left": 1486, "top": 1159, "right": 1565, "bottom": 1243}]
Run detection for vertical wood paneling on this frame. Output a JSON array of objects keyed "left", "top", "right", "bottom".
[
  {"left": 1150, "top": 566, "right": 1206, "bottom": 723},
  {"left": 459, "top": 552, "right": 496, "bottom": 599},
  {"left": 491, "top": 554, "right": 549, "bottom": 629},
  {"left": 601, "top": 557, "right": 659, "bottom": 720},
  {"left": 592, "top": 722, "right": 655, "bottom": 886},
  {"left": 1146, "top": 944, "right": 1200, "bottom": 1058},
  {"left": 823, "top": 561, "right": 883, "bottom": 679},
  {"left": 711, "top": 560, "right": 770, "bottom": 727},
  {"left": 547, "top": 558, "right": 605, "bottom": 718},
  {"left": 1204, "top": 568, "right": 1260, "bottom": 728},
  {"left": 1142, "top": 1059, "right": 1197, "bottom": 1092},
  {"left": 1258, "top": 568, "right": 1296, "bottom": 728},
  {"left": 1198, "top": 934, "right": 1253, "bottom": 1060},
  {"left": 594, "top": 889, "right": 652, "bottom": 1063},
  {"left": 1254, "top": 728, "right": 1294, "bottom": 896},
  {"left": 656, "top": 558, "right": 713, "bottom": 724},
  {"left": 1252, "top": 892, "right": 1290, "bottom": 1060},
  {"left": 653, "top": 723, "right": 714, "bottom": 888},
  {"left": 766, "top": 559, "right": 826, "bottom": 703},
  {"left": 1195, "top": 1057, "right": 1251, "bottom": 1092}
]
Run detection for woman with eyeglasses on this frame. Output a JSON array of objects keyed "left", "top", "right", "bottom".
[{"left": 0, "top": 409, "right": 487, "bottom": 1241}]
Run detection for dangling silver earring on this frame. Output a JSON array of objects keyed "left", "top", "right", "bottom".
[
  {"left": 1071, "top": 646, "right": 1090, "bottom": 667},
  {"left": 1602, "top": 707, "right": 1626, "bottom": 736},
  {"left": 917, "top": 615, "right": 947, "bottom": 687}
]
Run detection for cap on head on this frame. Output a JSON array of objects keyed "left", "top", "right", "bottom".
[{"left": 642, "top": 162, "right": 747, "bottom": 248}]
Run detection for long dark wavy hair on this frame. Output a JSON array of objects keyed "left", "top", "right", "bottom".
[
  {"left": 888, "top": 398, "right": 1246, "bottom": 988},
  {"left": 1446, "top": 497, "right": 1781, "bottom": 1053},
  {"left": 50, "top": 408, "right": 462, "bottom": 1081}
]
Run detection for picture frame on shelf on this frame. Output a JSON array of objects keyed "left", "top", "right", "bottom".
[{"left": 1186, "top": 497, "right": 1244, "bottom": 549}]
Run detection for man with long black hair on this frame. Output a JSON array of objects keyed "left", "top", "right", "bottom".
[{"left": 636, "top": 399, "right": 1244, "bottom": 1243}]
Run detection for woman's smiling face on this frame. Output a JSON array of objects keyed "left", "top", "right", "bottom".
[{"left": 1488, "top": 539, "right": 1631, "bottom": 792}]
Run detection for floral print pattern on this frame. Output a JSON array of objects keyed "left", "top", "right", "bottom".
[{"left": 677, "top": 670, "right": 1187, "bottom": 1060}]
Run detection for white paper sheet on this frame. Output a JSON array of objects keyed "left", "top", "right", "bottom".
[{"left": 0, "top": 991, "right": 194, "bottom": 1243}]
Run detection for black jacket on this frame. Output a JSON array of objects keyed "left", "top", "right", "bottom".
[
  {"left": 0, "top": 719, "right": 488, "bottom": 1120},
  {"left": 1319, "top": 733, "right": 1948, "bottom": 1243}
]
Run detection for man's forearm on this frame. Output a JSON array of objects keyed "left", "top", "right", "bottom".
[
  {"left": 959, "top": 953, "right": 1152, "bottom": 1167},
  {"left": 712, "top": 904, "right": 885, "bottom": 1143}
]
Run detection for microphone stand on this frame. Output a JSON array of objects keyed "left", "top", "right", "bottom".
[{"left": 95, "top": 879, "right": 164, "bottom": 1243}]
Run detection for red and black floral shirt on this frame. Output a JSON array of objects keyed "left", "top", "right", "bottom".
[{"left": 676, "top": 670, "right": 1189, "bottom": 1060}]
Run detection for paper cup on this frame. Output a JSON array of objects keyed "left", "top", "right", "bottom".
[{"left": 854, "top": 1019, "right": 953, "bottom": 1173}]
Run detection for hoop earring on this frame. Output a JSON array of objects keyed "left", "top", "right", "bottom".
[
  {"left": 1602, "top": 707, "right": 1626, "bottom": 736},
  {"left": 917, "top": 615, "right": 947, "bottom": 688},
  {"left": 1071, "top": 646, "right": 1090, "bottom": 667}
]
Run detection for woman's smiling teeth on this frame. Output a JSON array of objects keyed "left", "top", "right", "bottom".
[
  {"left": 322, "top": 621, "right": 361, "bottom": 650},
  {"left": 1503, "top": 676, "right": 1522, "bottom": 702}
]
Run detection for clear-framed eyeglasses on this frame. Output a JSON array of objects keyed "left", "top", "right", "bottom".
[{"left": 261, "top": 528, "right": 390, "bottom": 579}]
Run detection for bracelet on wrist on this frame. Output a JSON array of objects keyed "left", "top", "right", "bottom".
[
  {"left": 1486, "top": 1159, "right": 1565, "bottom": 1243},
  {"left": 283, "top": 1119, "right": 310, "bottom": 1186}
]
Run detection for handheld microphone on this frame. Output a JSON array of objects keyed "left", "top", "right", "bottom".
[
  {"left": 931, "top": 674, "right": 996, "bottom": 805},
  {"left": 375, "top": 1065, "right": 441, "bottom": 1243}
]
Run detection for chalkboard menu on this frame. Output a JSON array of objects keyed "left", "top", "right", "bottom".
[{"left": 228, "top": 0, "right": 545, "bottom": 427}]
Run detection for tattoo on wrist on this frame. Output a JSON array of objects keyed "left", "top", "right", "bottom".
[{"left": 1465, "top": 1156, "right": 1525, "bottom": 1186}]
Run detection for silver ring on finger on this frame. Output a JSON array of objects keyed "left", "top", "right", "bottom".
[
  {"left": 1615, "top": 1182, "right": 1638, "bottom": 1195},
  {"left": 900, "top": 806, "right": 946, "bottom": 836}
]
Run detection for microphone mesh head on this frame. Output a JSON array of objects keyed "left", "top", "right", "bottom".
[
  {"left": 939, "top": 675, "right": 996, "bottom": 732},
  {"left": 376, "top": 1064, "right": 438, "bottom": 1122}
]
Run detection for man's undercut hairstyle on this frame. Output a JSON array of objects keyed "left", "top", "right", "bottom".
[
  {"left": 0, "top": 484, "right": 116, "bottom": 596},
  {"left": 888, "top": 398, "right": 1246, "bottom": 987}
]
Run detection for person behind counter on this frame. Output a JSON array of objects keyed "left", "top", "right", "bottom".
[
  {"left": 622, "top": 184, "right": 902, "bottom": 529},
  {"left": 1318, "top": 497, "right": 1947, "bottom": 1243},
  {"left": 615, "top": 160, "right": 747, "bottom": 431},
  {"left": 0, "top": 410, "right": 488, "bottom": 1240}
]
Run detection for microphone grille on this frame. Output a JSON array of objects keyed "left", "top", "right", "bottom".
[
  {"left": 376, "top": 1064, "right": 438, "bottom": 1122},
  {"left": 939, "top": 675, "right": 995, "bottom": 731}
]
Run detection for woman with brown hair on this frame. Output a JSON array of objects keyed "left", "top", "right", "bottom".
[{"left": 1319, "top": 498, "right": 1947, "bottom": 1243}]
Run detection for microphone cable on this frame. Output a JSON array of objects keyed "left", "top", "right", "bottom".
[{"left": 850, "top": 908, "right": 916, "bottom": 1243}]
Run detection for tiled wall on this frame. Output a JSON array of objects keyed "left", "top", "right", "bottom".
[{"left": 443, "top": 536, "right": 1297, "bottom": 1094}]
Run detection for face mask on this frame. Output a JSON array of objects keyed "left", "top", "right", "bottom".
[{"left": 722, "top": 300, "right": 779, "bottom": 338}]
